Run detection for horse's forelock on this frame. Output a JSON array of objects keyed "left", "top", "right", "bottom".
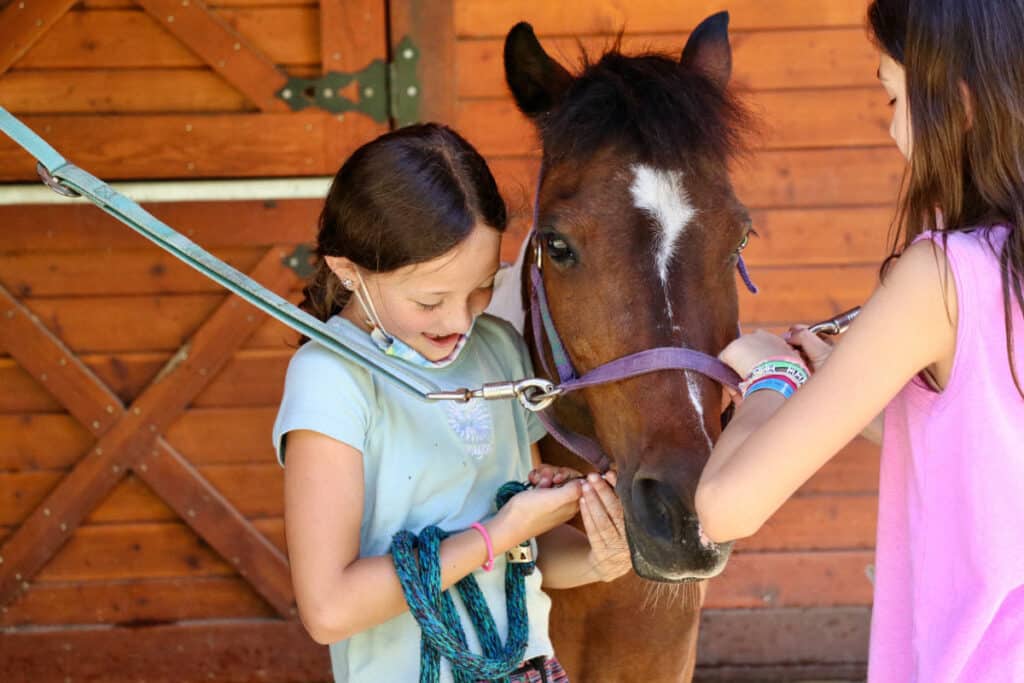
[{"left": 538, "top": 49, "right": 752, "bottom": 170}]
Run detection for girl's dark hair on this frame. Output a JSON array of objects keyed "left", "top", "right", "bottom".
[
  {"left": 868, "top": 0, "right": 1024, "bottom": 396},
  {"left": 300, "top": 124, "right": 508, "bottom": 331}
]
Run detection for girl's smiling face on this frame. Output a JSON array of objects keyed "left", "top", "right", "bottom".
[
  {"left": 328, "top": 223, "right": 501, "bottom": 362},
  {"left": 879, "top": 53, "right": 912, "bottom": 160}
]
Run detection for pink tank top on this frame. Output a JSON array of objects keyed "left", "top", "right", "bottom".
[{"left": 870, "top": 226, "right": 1024, "bottom": 682}]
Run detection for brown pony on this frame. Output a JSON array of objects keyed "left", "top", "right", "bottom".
[{"left": 504, "top": 13, "right": 753, "bottom": 681}]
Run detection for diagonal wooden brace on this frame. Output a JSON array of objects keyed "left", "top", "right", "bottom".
[
  {"left": 0, "top": 247, "right": 296, "bottom": 613},
  {"left": 134, "top": 0, "right": 290, "bottom": 112},
  {"left": 0, "top": 0, "right": 78, "bottom": 77}
]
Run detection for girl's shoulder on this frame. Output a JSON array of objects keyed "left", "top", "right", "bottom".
[{"left": 285, "top": 339, "right": 374, "bottom": 396}]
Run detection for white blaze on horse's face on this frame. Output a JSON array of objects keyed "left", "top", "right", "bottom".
[
  {"left": 628, "top": 164, "right": 696, "bottom": 311},
  {"left": 629, "top": 164, "right": 714, "bottom": 453}
]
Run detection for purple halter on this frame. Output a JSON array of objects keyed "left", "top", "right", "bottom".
[{"left": 527, "top": 231, "right": 756, "bottom": 472}]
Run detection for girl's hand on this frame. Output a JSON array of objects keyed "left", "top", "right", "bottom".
[
  {"left": 528, "top": 464, "right": 582, "bottom": 488},
  {"left": 498, "top": 482, "right": 582, "bottom": 545},
  {"left": 719, "top": 329, "right": 802, "bottom": 378},
  {"left": 784, "top": 325, "right": 835, "bottom": 373},
  {"left": 580, "top": 472, "right": 631, "bottom": 583}
]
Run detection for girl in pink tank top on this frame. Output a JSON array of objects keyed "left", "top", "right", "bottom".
[{"left": 694, "top": 1, "right": 1024, "bottom": 680}]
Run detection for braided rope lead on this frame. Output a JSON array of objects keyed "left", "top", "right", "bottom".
[{"left": 392, "top": 481, "right": 534, "bottom": 683}]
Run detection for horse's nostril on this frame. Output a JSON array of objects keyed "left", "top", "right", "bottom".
[{"left": 632, "top": 476, "right": 688, "bottom": 544}]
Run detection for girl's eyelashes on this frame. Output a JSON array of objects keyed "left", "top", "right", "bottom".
[
  {"left": 888, "top": 97, "right": 897, "bottom": 107},
  {"left": 416, "top": 301, "right": 443, "bottom": 311}
]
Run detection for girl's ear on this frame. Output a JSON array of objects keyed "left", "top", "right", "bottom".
[
  {"left": 324, "top": 256, "right": 357, "bottom": 287},
  {"left": 504, "top": 22, "right": 573, "bottom": 118}
]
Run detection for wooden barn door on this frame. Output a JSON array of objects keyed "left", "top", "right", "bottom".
[{"left": 0, "top": 1, "right": 453, "bottom": 680}]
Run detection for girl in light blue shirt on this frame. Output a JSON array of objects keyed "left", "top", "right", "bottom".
[{"left": 275, "top": 124, "right": 629, "bottom": 682}]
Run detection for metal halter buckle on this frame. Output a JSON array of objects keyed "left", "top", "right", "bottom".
[{"left": 36, "top": 162, "right": 79, "bottom": 198}]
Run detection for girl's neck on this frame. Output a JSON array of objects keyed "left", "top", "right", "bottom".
[{"left": 340, "top": 300, "right": 374, "bottom": 334}]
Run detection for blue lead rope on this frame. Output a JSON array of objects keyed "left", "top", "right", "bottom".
[{"left": 392, "top": 482, "right": 533, "bottom": 683}]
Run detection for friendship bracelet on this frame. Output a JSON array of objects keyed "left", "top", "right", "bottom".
[
  {"left": 743, "top": 376, "right": 796, "bottom": 400},
  {"left": 747, "top": 358, "right": 809, "bottom": 386},
  {"left": 469, "top": 522, "right": 495, "bottom": 572},
  {"left": 748, "top": 359, "right": 809, "bottom": 380},
  {"left": 740, "top": 373, "right": 799, "bottom": 397}
]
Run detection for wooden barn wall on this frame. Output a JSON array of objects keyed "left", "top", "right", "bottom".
[
  {"left": 1, "top": 0, "right": 899, "bottom": 681},
  {"left": 445, "top": 1, "right": 900, "bottom": 679},
  {"left": 0, "top": 0, "right": 393, "bottom": 679}
]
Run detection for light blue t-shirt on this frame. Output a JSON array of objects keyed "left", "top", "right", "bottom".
[{"left": 273, "top": 314, "right": 552, "bottom": 682}]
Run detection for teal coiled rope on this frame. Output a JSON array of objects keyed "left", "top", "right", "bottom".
[{"left": 392, "top": 481, "right": 534, "bottom": 683}]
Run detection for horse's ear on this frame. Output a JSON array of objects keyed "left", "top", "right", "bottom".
[
  {"left": 679, "top": 11, "right": 732, "bottom": 87},
  {"left": 504, "top": 22, "right": 573, "bottom": 117}
]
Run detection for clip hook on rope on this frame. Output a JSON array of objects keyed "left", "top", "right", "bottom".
[
  {"left": 36, "top": 162, "right": 79, "bottom": 198},
  {"left": 426, "top": 378, "right": 562, "bottom": 413}
]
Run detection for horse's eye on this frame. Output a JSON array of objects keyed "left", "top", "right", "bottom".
[
  {"left": 736, "top": 226, "right": 756, "bottom": 254},
  {"left": 545, "top": 234, "right": 576, "bottom": 264}
]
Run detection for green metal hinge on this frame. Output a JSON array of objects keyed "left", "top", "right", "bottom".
[{"left": 275, "top": 36, "right": 420, "bottom": 127}]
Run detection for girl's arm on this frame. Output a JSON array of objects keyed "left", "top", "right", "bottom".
[
  {"left": 284, "top": 430, "right": 581, "bottom": 644},
  {"left": 530, "top": 446, "right": 632, "bottom": 588},
  {"left": 696, "top": 240, "right": 957, "bottom": 542}
]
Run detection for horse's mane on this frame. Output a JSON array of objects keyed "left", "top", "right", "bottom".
[{"left": 537, "top": 47, "right": 753, "bottom": 169}]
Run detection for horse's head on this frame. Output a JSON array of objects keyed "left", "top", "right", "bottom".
[{"left": 505, "top": 13, "right": 753, "bottom": 581}]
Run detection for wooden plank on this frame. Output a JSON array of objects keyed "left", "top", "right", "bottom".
[
  {"left": 694, "top": 663, "right": 867, "bottom": 682},
  {"left": 0, "top": 199, "right": 320, "bottom": 251},
  {"left": 165, "top": 407, "right": 279, "bottom": 465},
  {"left": 83, "top": 0, "right": 316, "bottom": 7},
  {"left": 455, "top": 88, "right": 889, "bottom": 157},
  {"left": 456, "top": 29, "right": 878, "bottom": 99},
  {"left": 696, "top": 607, "right": 870, "bottom": 666},
  {"left": 455, "top": 0, "right": 870, "bottom": 37},
  {"left": 12, "top": 290, "right": 299, "bottom": 354},
  {"left": 18, "top": 519, "right": 285, "bottom": 581},
  {"left": 736, "top": 148, "right": 906, "bottom": 209},
  {"left": 0, "top": 413, "right": 92, "bottom": 470},
  {"left": 0, "top": 349, "right": 294, "bottom": 413},
  {"left": 0, "top": 68, "right": 252, "bottom": 114},
  {"left": 1, "top": 576, "right": 274, "bottom": 626},
  {"left": 390, "top": 0, "right": 458, "bottom": 125},
  {"left": 799, "top": 438, "right": 879, "bottom": 495},
  {"left": 737, "top": 265, "right": 877, "bottom": 325},
  {"left": 1, "top": 620, "right": 330, "bottom": 682},
  {"left": 0, "top": 247, "right": 266, "bottom": 297},
  {"left": 704, "top": 550, "right": 875, "bottom": 609},
  {"left": 0, "top": 249, "right": 295, "bottom": 607},
  {"left": 134, "top": 0, "right": 289, "bottom": 112},
  {"left": 0, "top": 112, "right": 359, "bottom": 180},
  {"left": 14, "top": 8, "right": 319, "bottom": 69},
  {"left": 736, "top": 494, "right": 877, "bottom": 552},
  {"left": 136, "top": 442, "right": 293, "bottom": 614},
  {"left": 745, "top": 206, "right": 891, "bottom": 266},
  {"left": 0, "top": 0, "right": 77, "bottom": 76}
]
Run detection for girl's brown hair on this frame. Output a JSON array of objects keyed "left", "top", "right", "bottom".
[
  {"left": 868, "top": 0, "right": 1024, "bottom": 395},
  {"left": 299, "top": 124, "right": 508, "bottom": 333}
]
